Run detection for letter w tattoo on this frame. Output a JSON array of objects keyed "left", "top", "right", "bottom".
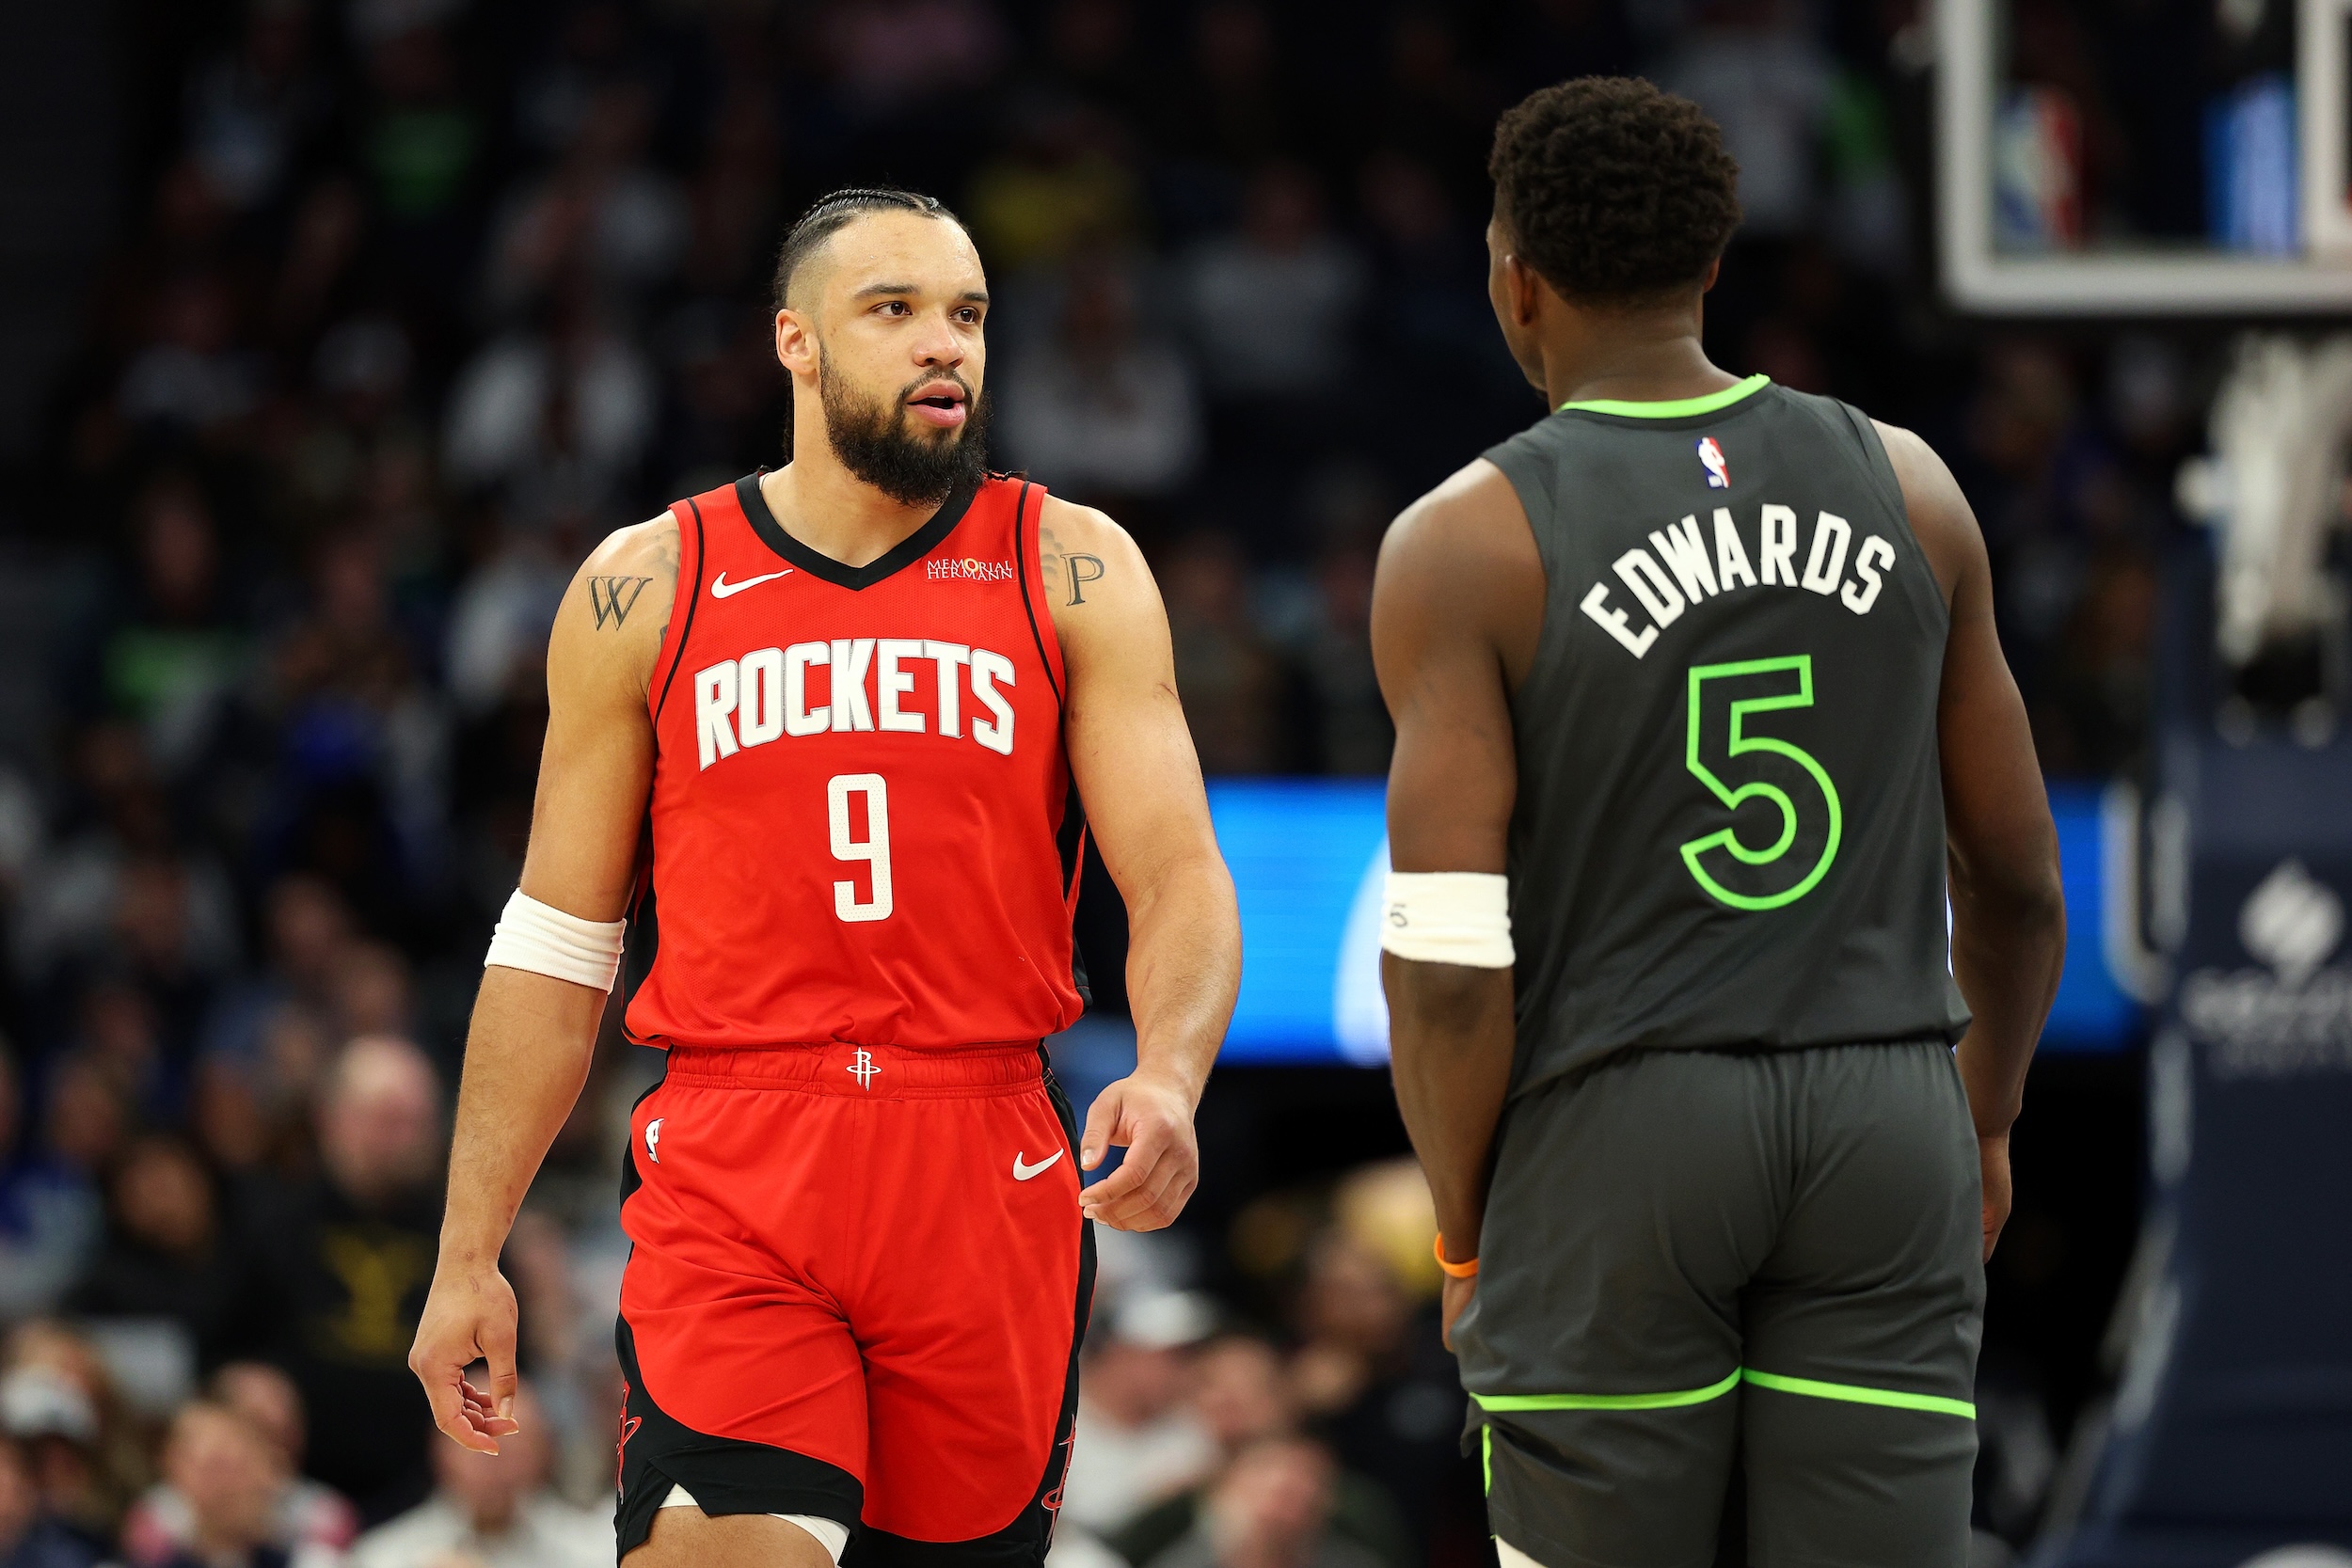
[{"left": 590, "top": 577, "right": 652, "bottom": 629}]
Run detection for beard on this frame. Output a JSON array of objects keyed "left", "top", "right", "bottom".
[{"left": 817, "top": 356, "right": 992, "bottom": 507}]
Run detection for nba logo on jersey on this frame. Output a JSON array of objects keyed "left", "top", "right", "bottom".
[{"left": 1697, "top": 436, "right": 1730, "bottom": 488}]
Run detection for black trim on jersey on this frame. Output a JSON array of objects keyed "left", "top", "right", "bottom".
[
  {"left": 1009, "top": 481, "right": 1064, "bottom": 706},
  {"left": 1013, "top": 482, "right": 1089, "bottom": 1006},
  {"left": 652, "top": 499, "right": 708, "bottom": 725},
  {"left": 736, "top": 469, "right": 982, "bottom": 591},
  {"left": 1057, "top": 779, "right": 1091, "bottom": 1009},
  {"left": 618, "top": 821, "right": 659, "bottom": 1029},
  {"left": 844, "top": 1077, "right": 1095, "bottom": 1568},
  {"left": 615, "top": 1316, "right": 865, "bottom": 1560}
]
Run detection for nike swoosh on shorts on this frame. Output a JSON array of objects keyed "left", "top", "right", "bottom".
[{"left": 1012, "top": 1150, "right": 1065, "bottom": 1180}]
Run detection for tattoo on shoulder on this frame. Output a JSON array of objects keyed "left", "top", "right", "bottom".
[
  {"left": 589, "top": 576, "right": 652, "bottom": 630},
  {"left": 1038, "top": 521, "right": 1106, "bottom": 607}
]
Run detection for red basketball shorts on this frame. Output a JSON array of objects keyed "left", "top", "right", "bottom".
[{"left": 613, "top": 1042, "right": 1092, "bottom": 1565}]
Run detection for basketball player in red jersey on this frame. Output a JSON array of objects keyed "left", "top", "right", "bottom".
[{"left": 406, "top": 188, "right": 1242, "bottom": 1568}]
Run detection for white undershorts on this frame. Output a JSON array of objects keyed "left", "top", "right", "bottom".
[{"left": 660, "top": 1482, "right": 850, "bottom": 1564}]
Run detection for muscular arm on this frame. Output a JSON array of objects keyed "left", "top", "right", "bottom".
[
  {"left": 410, "top": 517, "right": 677, "bottom": 1449},
  {"left": 1369, "top": 461, "right": 1544, "bottom": 1336},
  {"left": 1040, "top": 498, "right": 1240, "bottom": 1232},
  {"left": 1879, "top": 422, "right": 2066, "bottom": 1258}
]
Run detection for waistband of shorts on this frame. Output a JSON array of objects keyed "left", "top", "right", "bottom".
[{"left": 660, "top": 1041, "right": 1046, "bottom": 1099}]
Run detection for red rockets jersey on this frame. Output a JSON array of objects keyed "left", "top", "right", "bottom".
[{"left": 620, "top": 471, "right": 1087, "bottom": 1052}]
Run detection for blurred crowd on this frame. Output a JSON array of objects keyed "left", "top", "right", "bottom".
[{"left": 0, "top": 0, "right": 2209, "bottom": 1563}]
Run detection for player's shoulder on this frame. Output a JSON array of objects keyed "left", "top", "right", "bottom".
[
  {"left": 1865, "top": 420, "right": 1979, "bottom": 604},
  {"left": 549, "top": 514, "right": 683, "bottom": 691},
  {"left": 580, "top": 511, "right": 682, "bottom": 581},
  {"left": 1380, "top": 458, "right": 1534, "bottom": 581},
  {"left": 1034, "top": 491, "right": 1136, "bottom": 562}
]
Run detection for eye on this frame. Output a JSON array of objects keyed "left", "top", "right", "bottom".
[
  {"left": 955, "top": 307, "right": 981, "bottom": 325},
  {"left": 876, "top": 299, "right": 910, "bottom": 316}
]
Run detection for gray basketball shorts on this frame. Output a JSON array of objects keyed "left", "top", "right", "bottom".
[{"left": 1452, "top": 1040, "right": 1985, "bottom": 1568}]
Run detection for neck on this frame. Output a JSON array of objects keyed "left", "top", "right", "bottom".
[
  {"left": 759, "top": 424, "right": 947, "bottom": 571},
  {"left": 1536, "top": 300, "right": 1735, "bottom": 411}
]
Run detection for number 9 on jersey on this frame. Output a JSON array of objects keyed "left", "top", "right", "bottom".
[{"left": 828, "top": 773, "right": 893, "bottom": 922}]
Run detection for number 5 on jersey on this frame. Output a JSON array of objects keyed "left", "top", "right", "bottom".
[
  {"left": 829, "top": 773, "right": 892, "bottom": 922},
  {"left": 1679, "top": 657, "right": 1842, "bottom": 911}
]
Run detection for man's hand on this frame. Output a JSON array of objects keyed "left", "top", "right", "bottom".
[
  {"left": 1439, "top": 1272, "right": 1475, "bottom": 1353},
  {"left": 1979, "top": 1132, "right": 2012, "bottom": 1262},
  {"left": 1077, "top": 1070, "right": 1200, "bottom": 1232},
  {"left": 409, "top": 1263, "right": 522, "bottom": 1453}
]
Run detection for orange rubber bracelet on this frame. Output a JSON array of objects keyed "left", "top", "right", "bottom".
[{"left": 1434, "top": 1236, "right": 1479, "bottom": 1278}]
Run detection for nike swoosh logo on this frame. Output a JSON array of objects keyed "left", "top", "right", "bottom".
[
  {"left": 710, "top": 569, "right": 792, "bottom": 598},
  {"left": 1012, "top": 1150, "right": 1065, "bottom": 1181}
]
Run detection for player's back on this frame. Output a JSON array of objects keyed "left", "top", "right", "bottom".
[
  {"left": 1490, "top": 374, "right": 1967, "bottom": 1093},
  {"left": 621, "top": 470, "right": 1086, "bottom": 1052}
]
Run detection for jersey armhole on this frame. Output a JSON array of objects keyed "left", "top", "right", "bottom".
[
  {"left": 1011, "top": 481, "right": 1070, "bottom": 707},
  {"left": 648, "top": 497, "right": 707, "bottom": 726},
  {"left": 1834, "top": 401, "right": 1952, "bottom": 635}
]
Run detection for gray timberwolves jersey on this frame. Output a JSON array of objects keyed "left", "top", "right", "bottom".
[{"left": 1486, "top": 375, "right": 1970, "bottom": 1096}]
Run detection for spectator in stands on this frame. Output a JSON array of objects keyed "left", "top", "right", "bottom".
[
  {"left": 1109, "top": 1336, "right": 1410, "bottom": 1568},
  {"left": 346, "top": 1382, "right": 607, "bottom": 1568},
  {"left": 999, "top": 253, "right": 1201, "bottom": 514},
  {"left": 1182, "top": 162, "right": 1365, "bottom": 405},
  {"left": 1162, "top": 533, "right": 1289, "bottom": 775},
  {"left": 482, "top": 78, "right": 687, "bottom": 317},
  {"left": 149, "top": 1402, "right": 294, "bottom": 1568},
  {"left": 0, "top": 1433, "right": 99, "bottom": 1568},
  {"left": 122, "top": 1364, "right": 358, "bottom": 1567},
  {"left": 441, "top": 276, "right": 657, "bottom": 517},
  {"left": 82, "top": 476, "right": 246, "bottom": 782},
  {"left": 1138, "top": 1436, "right": 1381, "bottom": 1568},
  {"left": 68, "top": 1132, "right": 267, "bottom": 1370},
  {"left": 201, "top": 877, "right": 356, "bottom": 1068},
  {"left": 1288, "top": 1233, "right": 1464, "bottom": 1558},
  {"left": 1287, "top": 515, "right": 1390, "bottom": 776},
  {"left": 1, "top": 1322, "right": 148, "bottom": 1556},
  {"left": 0, "top": 1059, "right": 120, "bottom": 1323},
  {"left": 182, "top": 0, "right": 328, "bottom": 216},
  {"left": 1062, "top": 1291, "right": 1218, "bottom": 1537},
  {"left": 258, "top": 1037, "right": 443, "bottom": 1521}
]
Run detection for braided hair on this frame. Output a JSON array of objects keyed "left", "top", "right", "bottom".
[{"left": 770, "top": 186, "right": 964, "bottom": 312}]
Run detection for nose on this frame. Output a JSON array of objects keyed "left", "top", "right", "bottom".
[{"left": 911, "top": 313, "right": 965, "bottom": 370}]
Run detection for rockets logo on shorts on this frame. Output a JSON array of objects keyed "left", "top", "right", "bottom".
[{"left": 1697, "top": 436, "right": 1730, "bottom": 489}]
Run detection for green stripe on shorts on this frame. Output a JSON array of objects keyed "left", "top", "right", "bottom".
[
  {"left": 1740, "top": 1368, "right": 1976, "bottom": 1418},
  {"left": 1472, "top": 1369, "right": 1742, "bottom": 1412},
  {"left": 1470, "top": 1368, "right": 1973, "bottom": 1419}
]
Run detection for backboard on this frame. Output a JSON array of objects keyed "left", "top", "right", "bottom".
[{"left": 1938, "top": 0, "right": 2352, "bottom": 313}]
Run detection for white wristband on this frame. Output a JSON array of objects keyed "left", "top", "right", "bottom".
[
  {"left": 1379, "top": 872, "right": 1514, "bottom": 969},
  {"left": 485, "top": 890, "right": 627, "bottom": 991}
]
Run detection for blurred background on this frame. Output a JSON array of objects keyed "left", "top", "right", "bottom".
[{"left": 0, "top": 2, "right": 2348, "bottom": 1567}]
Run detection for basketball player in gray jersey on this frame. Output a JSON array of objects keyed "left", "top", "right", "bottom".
[{"left": 1372, "top": 80, "right": 2066, "bottom": 1567}]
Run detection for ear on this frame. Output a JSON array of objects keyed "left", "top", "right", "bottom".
[
  {"left": 1700, "top": 255, "right": 1722, "bottom": 294},
  {"left": 774, "top": 308, "right": 818, "bottom": 380},
  {"left": 1502, "top": 253, "right": 1546, "bottom": 329}
]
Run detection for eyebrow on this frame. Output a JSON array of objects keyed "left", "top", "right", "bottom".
[{"left": 851, "top": 281, "right": 991, "bottom": 306}]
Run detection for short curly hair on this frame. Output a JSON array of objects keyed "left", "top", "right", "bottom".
[{"left": 1488, "top": 77, "right": 1741, "bottom": 306}]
